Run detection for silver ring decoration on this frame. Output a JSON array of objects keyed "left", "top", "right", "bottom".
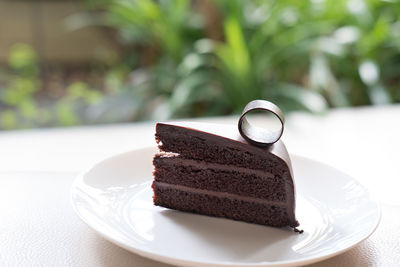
[{"left": 238, "top": 100, "right": 284, "bottom": 147}]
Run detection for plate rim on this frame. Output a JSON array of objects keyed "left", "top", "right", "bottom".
[{"left": 71, "top": 147, "right": 381, "bottom": 267}]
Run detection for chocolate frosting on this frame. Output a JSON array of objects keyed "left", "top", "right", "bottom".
[
  {"left": 238, "top": 100, "right": 285, "bottom": 146},
  {"left": 157, "top": 121, "right": 298, "bottom": 227},
  {"left": 159, "top": 121, "right": 293, "bottom": 177}
]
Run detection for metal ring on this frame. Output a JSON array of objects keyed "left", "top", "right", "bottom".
[{"left": 238, "top": 100, "right": 285, "bottom": 147}]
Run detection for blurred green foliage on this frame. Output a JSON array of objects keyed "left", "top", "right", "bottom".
[
  {"left": 0, "top": 43, "right": 109, "bottom": 129},
  {"left": 1, "top": 0, "right": 400, "bottom": 130},
  {"left": 0, "top": 43, "right": 40, "bottom": 129},
  {"left": 93, "top": 0, "right": 400, "bottom": 118}
]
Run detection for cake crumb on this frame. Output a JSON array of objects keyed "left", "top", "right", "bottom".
[{"left": 293, "top": 227, "right": 304, "bottom": 234}]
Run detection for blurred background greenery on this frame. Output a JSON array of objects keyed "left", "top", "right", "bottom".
[{"left": 0, "top": 0, "right": 399, "bottom": 130}]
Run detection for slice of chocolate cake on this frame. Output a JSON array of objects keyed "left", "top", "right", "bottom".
[{"left": 152, "top": 121, "right": 299, "bottom": 228}]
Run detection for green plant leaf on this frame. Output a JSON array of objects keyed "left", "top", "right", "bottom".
[{"left": 0, "top": 110, "right": 17, "bottom": 130}]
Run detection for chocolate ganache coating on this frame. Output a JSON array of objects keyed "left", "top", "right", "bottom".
[{"left": 153, "top": 121, "right": 298, "bottom": 228}]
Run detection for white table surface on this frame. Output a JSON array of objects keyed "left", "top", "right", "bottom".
[{"left": 1, "top": 104, "right": 400, "bottom": 266}]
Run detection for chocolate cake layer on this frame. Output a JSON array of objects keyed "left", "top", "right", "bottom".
[
  {"left": 153, "top": 155, "right": 287, "bottom": 201},
  {"left": 156, "top": 122, "right": 293, "bottom": 175},
  {"left": 153, "top": 121, "right": 299, "bottom": 228},
  {"left": 153, "top": 182, "right": 293, "bottom": 227}
]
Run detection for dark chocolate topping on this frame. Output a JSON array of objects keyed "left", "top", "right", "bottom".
[
  {"left": 238, "top": 100, "right": 285, "bottom": 146},
  {"left": 155, "top": 121, "right": 298, "bottom": 227},
  {"left": 157, "top": 121, "right": 293, "bottom": 176}
]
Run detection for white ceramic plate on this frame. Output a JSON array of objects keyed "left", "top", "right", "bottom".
[{"left": 71, "top": 147, "right": 380, "bottom": 267}]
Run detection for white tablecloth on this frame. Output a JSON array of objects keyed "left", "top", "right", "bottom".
[{"left": 1, "top": 104, "right": 400, "bottom": 266}]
